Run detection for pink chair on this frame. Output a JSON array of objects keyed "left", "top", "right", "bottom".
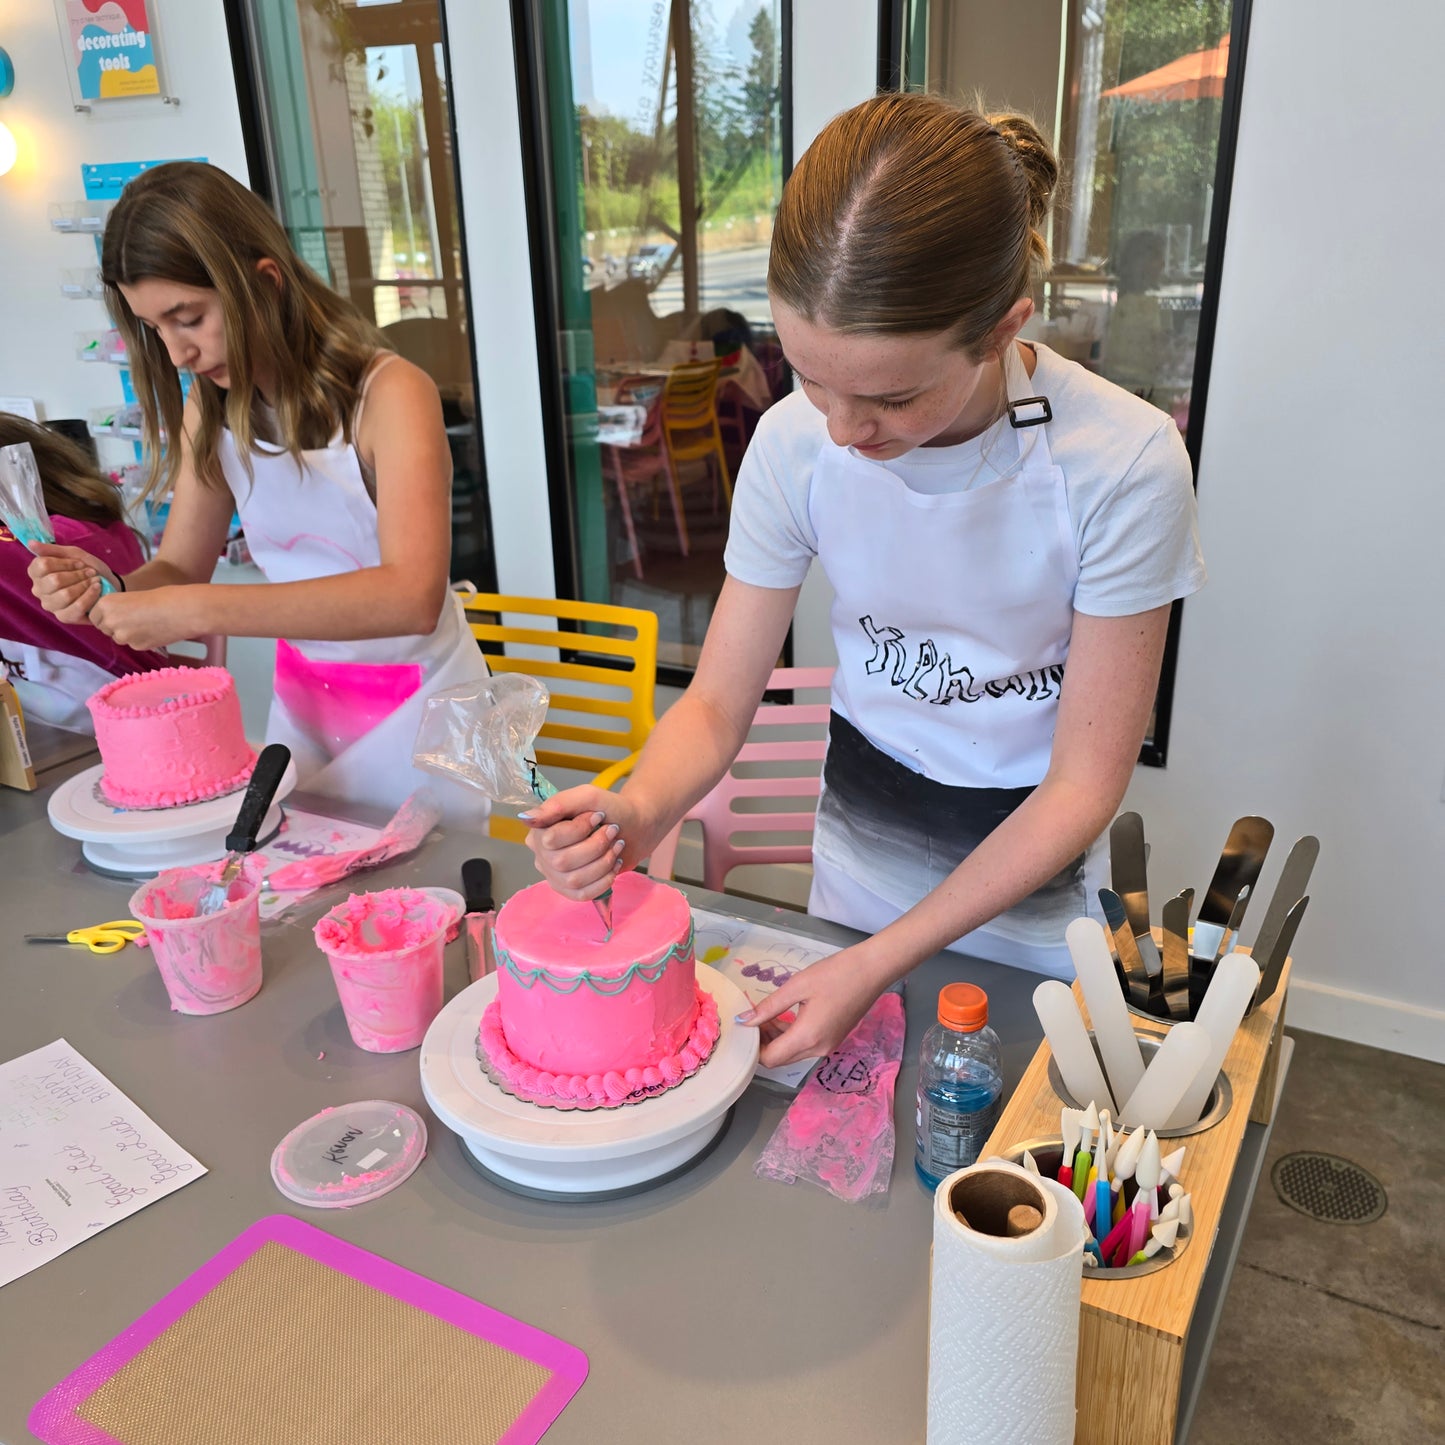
[
  {"left": 601, "top": 376, "right": 688, "bottom": 577},
  {"left": 648, "top": 666, "right": 833, "bottom": 892}
]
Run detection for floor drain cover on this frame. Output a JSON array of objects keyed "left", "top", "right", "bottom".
[{"left": 1271, "top": 1152, "right": 1387, "bottom": 1224}]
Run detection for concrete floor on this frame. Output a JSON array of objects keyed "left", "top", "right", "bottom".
[{"left": 1190, "top": 1029, "right": 1444, "bottom": 1443}]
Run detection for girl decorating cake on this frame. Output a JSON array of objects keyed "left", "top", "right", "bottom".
[
  {"left": 28, "top": 162, "right": 489, "bottom": 815},
  {"left": 523, "top": 94, "right": 1206, "bottom": 1067}
]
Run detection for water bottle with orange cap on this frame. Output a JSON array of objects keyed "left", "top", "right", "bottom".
[{"left": 914, "top": 981, "right": 1003, "bottom": 1189}]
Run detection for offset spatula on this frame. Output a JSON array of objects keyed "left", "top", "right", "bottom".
[
  {"left": 1189, "top": 815, "right": 1274, "bottom": 1010},
  {"left": 1160, "top": 888, "right": 1194, "bottom": 1019},
  {"left": 460, "top": 857, "right": 497, "bottom": 983},
  {"left": 1253, "top": 895, "right": 1310, "bottom": 1009},
  {"left": 1249, "top": 836, "right": 1320, "bottom": 974},
  {"left": 1111, "top": 812, "right": 1163, "bottom": 981},
  {"left": 1100, "top": 887, "right": 1152, "bottom": 1010},
  {"left": 197, "top": 744, "right": 292, "bottom": 914}
]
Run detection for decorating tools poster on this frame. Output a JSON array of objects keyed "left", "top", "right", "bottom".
[{"left": 62, "top": 0, "right": 161, "bottom": 102}]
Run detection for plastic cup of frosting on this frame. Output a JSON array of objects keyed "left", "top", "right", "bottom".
[
  {"left": 128, "top": 855, "right": 267, "bottom": 1016},
  {"left": 313, "top": 888, "right": 454, "bottom": 1053}
]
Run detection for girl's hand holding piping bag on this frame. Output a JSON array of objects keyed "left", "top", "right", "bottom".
[
  {"left": 524, "top": 575, "right": 799, "bottom": 895},
  {"left": 27, "top": 543, "right": 120, "bottom": 625}
]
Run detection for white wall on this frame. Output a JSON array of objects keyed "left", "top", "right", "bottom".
[
  {"left": 0, "top": 0, "right": 248, "bottom": 424},
  {"left": 1123, "top": 2, "right": 1445, "bottom": 1061}
]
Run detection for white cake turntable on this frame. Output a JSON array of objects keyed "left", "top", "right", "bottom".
[
  {"left": 46, "top": 749, "right": 298, "bottom": 877},
  {"left": 420, "top": 968, "right": 760, "bottom": 1199}
]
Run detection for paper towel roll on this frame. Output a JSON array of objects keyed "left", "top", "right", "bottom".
[{"left": 927, "top": 1160, "right": 1086, "bottom": 1445}]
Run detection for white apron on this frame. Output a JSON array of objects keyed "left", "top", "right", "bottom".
[
  {"left": 218, "top": 373, "right": 490, "bottom": 820},
  {"left": 807, "top": 345, "right": 1106, "bottom": 977}
]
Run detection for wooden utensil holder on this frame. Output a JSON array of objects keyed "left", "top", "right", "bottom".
[{"left": 982, "top": 945, "right": 1291, "bottom": 1445}]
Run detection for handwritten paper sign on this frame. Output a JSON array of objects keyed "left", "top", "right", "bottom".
[
  {"left": 691, "top": 908, "right": 841, "bottom": 1090},
  {"left": 0, "top": 1039, "right": 206, "bottom": 1288}
]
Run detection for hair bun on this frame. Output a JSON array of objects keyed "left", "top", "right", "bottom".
[{"left": 987, "top": 111, "right": 1059, "bottom": 229}]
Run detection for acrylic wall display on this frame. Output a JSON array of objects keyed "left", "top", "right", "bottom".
[
  {"left": 61, "top": 267, "right": 106, "bottom": 300},
  {"left": 88, "top": 403, "right": 145, "bottom": 439},
  {"left": 76, "top": 330, "right": 128, "bottom": 365},
  {"left": 49, "top": 200, "right": 111, "bottom": 233}
]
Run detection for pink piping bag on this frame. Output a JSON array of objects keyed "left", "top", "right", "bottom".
[{"left": 267, "top": 789, "right": 441, "bottom": 891}]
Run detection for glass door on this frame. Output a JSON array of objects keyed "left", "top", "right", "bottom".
[
  {"left": 889, "top": 0, "right": 1249, "bottom": 763},
  {"left": 229, "top": 0, "right": 495, "bottom": 588},
  {"left": 521, "top": 0, "right": 789, "bottom": 672}
]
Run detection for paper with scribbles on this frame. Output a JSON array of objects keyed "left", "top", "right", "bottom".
[
  {"left": 691, "top": 909, "right": 842, "bottom": 1090},
  {"left": 0, "top": 1039, "right": 206, "bottom": 1288}
]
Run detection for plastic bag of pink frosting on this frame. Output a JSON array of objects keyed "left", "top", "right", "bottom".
[
  {"left": 754, "top": 992, "right": 905, "bottom": 1203},
  {"left": 268, "top": 789, "right": 441, "bottom": 891}
]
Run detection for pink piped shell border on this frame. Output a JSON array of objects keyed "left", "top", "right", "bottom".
[
  {"left": 477, "top": 985, "right": 721, "bottom": 1110},
  {"left": 88, "top": 664, "right": 239, "bottom": 720}
]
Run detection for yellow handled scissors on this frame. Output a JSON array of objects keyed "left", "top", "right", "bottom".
[{"left": 25, "top": 920, "right": 147, "bottom": 954}]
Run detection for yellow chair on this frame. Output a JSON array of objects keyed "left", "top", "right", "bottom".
[
  {"left": 660, "top": 360, "right": 733, "bottom": 513},
  {"left": 461, "top": 593, "right": 659, "bottom": 842}
]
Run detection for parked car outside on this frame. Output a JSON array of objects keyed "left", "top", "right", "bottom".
[{"left": 628, "top": 242, "right": 676, "bottom": 284}]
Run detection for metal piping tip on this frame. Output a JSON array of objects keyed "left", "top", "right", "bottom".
[{"left": 593, "top": 891, "right": 614, "bottom": 939}]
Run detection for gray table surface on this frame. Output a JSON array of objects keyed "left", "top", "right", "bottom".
[{"left": 1, "top": 761, "right": 1282, "bottom": 1443}]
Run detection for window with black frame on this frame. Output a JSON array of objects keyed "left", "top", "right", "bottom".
[{"left": 884, "top": 0, "right": 1248, "bottom": 763}]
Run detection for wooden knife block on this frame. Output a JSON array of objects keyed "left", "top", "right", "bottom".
[{"left": 982, "top": 945, "right": 1291, "bottom": 1445}]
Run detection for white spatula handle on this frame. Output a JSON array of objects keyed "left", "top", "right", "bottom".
[
  {"left": 1117, "top": 1022, "right": 1211, "bottom": 1130},
  {"left": 1067, "top": 917, "right": 1145, "bottom": 1107},
  {"left": 1034, "top": 980, "right": 1117, "bottom": 1115},
  {"left": 1168, "top": 951, "right": 1261, "bottom": 1129}
]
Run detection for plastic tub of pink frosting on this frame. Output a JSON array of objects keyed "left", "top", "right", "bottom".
[
  {"left": 128, "top": 855, "right": 267, "bottom": 1015},
  {"left": 314, "top": 888, "right": 454, "bottom": 1053}
]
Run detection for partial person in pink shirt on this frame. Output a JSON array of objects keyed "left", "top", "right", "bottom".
[{"left": 0, "top": 415, "right": 166, "bottom": 732}]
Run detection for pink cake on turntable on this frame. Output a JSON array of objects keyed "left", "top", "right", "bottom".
[
  {"left": 478, "top": 872, "right": 720, "bottom": 1109},
  {"left": 87, "top": 666, "right": 255, "bottom": 809}
]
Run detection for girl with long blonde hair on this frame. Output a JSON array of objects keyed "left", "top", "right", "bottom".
[
  {"left": 29, "top": 162, "right": 489, "bottom": 814},
  {"left": 526, "top": 93, "right": 1205, "bottom": 1068}
]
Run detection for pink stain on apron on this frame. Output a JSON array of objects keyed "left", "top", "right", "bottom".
[{"left": 273, "top": 639, "right": 423, "bottom": 756}]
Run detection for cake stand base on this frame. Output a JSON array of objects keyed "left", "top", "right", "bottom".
[
  {"left": 47, "top": 755, "right": 297, "bottom": 878},
  {"left": 420, "top": 969, "right": 759, "bottom": 1197},
  {"left": 454, "top": 1107, "right": 735, "bottom": 1202}
]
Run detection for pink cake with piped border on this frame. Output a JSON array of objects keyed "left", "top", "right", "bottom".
[
  {"left": 479, "top": 872, "right": 719, "bottom": 1109},
  {"left": 87, "top": 665, "right": 256, "bottom": 809}
]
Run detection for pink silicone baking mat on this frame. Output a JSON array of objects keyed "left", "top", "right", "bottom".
[{"left": 29, "top": 1215, "right": 588, "bottom": 1445}]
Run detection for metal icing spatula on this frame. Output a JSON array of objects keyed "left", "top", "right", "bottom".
[
  {"left": 197, "top": 744, "right": 291, "bottom": 915},
  {"left": 1111, "top": 812, "right": 1163, "bottom": 980},
  {"left": 461, "top": 856, "right": 497, "bottom": 983},
  {"left": 1188, "top": 815, "right": 1274, "bottom": 1013}
]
